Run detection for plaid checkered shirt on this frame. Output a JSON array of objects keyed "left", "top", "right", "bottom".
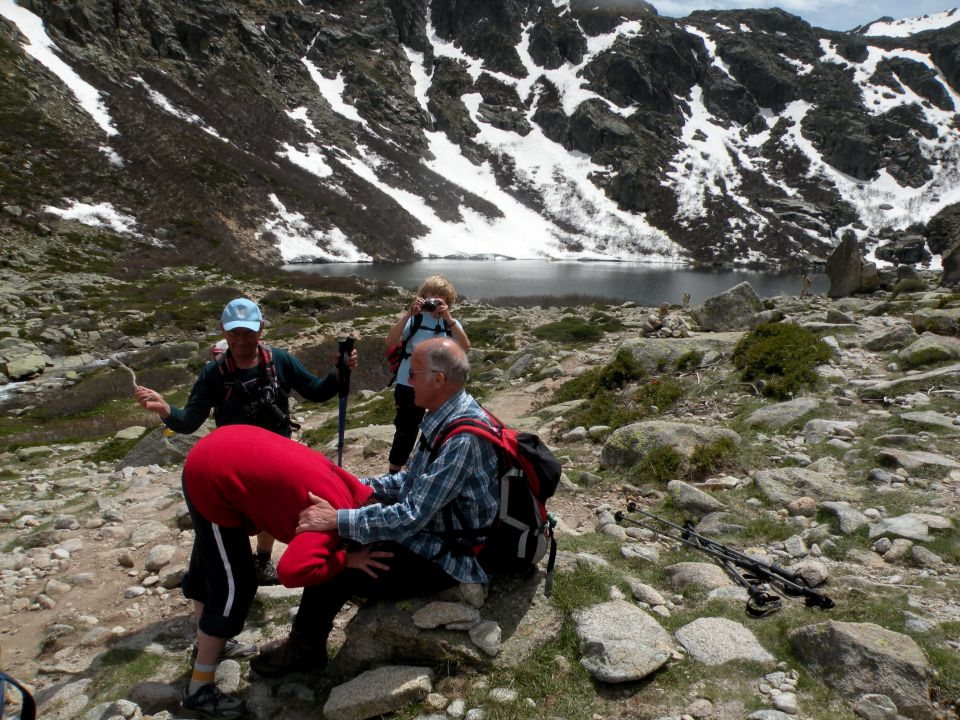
[{"left": 336, "top": 389, "right": 499, "bottom": 584}]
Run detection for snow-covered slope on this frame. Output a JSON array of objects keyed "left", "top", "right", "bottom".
[{"left": 2, "top": 0, "right": 960, "bottom": 269}]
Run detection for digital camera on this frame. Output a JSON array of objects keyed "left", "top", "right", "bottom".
[{"left": 421, "top": 298, "right": 439, "bottom": 312}]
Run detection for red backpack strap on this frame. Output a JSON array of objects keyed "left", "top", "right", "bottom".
[
  {"left": 427, "top": 417, "right": 502, "bottom": 461},
  {"left": 258, "top": 344, "right": 277, "bottom": 385}
]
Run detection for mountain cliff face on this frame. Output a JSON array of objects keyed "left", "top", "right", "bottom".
[{"left": 3, "top": 0, "right": 960, "bottom": 269}]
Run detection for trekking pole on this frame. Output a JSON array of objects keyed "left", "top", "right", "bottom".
[
  {"left": 615, "top": 502, "right": 834, "bottom": 615},
  {"left": 335, "top": 337, "right": 356, "bottom": 468}
]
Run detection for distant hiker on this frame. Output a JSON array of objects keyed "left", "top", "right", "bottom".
[
  {"left": 250, "top": 338, "right": 498, "bottom": 678},
  {"left": 179, "top": 425, "right": 390, "bottom": 719},
  {"left": 681, "top": 291, "right": 690, "bottom": 307},
  {"left": 801, "top": 272, "right": 812, "bottom": 298},
  {"left": 133, "top": 297, "right": 358, "bottom": 586},
  {"left": 384, "top": 275, "right": 470, "bottom": 473}
]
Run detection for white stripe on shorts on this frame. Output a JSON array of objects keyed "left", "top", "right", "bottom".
[{"left": 212, "top": 524, "right": 236, "bottom": 617}]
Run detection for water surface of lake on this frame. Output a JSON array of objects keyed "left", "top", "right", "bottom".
[{"left": 286, "top": 260, "right": 827, "bottom": 305}]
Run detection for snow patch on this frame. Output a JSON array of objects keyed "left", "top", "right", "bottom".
[
  {"left": 863, "top": 9, "right": 960, "bottom": 37},
  {"left": 259, "top": 194, "right": 370, "bottom": 263},
  {"left": 43, "top": 200, "right": 140, "bottom": 235},
  {"left": 0, "top": 0, "right": 118, "bottom": 137}
]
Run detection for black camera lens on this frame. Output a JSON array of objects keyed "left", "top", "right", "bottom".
[{"left": 421, "top": 299, "right": 437, "bottom": 312}]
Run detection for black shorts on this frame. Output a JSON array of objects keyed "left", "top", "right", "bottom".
[{"left": 181, "top": 478, "right": 258, "bottom": 638}]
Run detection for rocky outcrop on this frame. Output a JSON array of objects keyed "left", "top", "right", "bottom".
[
  {"left": 4, "top": 0, "right": 960, "bottom": 268},
  {"left": 691, "top": 282, "right": 765, "bottom": 331},
  {"left": 790, "top": 621, "right": 934, "bottom": 719}
]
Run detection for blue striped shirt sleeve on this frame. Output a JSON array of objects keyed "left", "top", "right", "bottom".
[{"left": 338, "top": 432, "right": 485, "bottom": 544}]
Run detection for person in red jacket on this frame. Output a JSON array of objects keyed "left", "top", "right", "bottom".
[{"left": 179, "top": 424, "right": 390, "bottom": 720}]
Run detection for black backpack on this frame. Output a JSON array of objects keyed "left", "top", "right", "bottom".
[
  {"left": 215, "top": 344, "right": 298, "bottom": 431},
  {"left": 427, "top": 409, "right": 561, "bottom": 594},
  {"left": 385, "top": 315, "right": 452, "bottom": 387}
]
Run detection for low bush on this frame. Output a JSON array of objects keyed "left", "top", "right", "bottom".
[
  {"left": 633, "top": 377, "right": 686, "bottom": 413},
  {"left": 732, "top": 323, "right": 833, "bottom": 399},
  {"left": 674, "top": 349, "right": 704, "bottom": 371},
  {"left": 260, "top": 289, "right": 344, "bottom": 315},
  {"left": 687, "top": 435, "right": 738, "bottom": 481},
  {"left": 533, "top": 317, "right": 604, "bottom": 344},
  {"left": 553, "top": 350, "right": 644, "bottom": 403},
  {"left": 485, "top": 294, "right": 615, "bottom": 308},
  {"left": 565, "top": 389, "right": 641, "bottom": 430},
  {"left": 629, "top": 445, "right": 684, "bottom": 484},
  {"left": 466, "top": 317, "right": 514, "bottom": 348}
]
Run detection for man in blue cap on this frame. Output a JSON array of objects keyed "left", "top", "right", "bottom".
[{"left": 134, "top": 297, "right": 358, "bottom": 598}]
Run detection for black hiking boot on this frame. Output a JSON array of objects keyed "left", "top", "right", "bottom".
[
  {"left": 255, "top": 554, "right": 280, "bottom": 586},
  {"left": 249, "top": 634, "right": 327, "bottom": 678}
]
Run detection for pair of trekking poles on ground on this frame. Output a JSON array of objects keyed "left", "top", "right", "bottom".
[{"left": 615, "top": 502, "right": 835, "bottom": 617}]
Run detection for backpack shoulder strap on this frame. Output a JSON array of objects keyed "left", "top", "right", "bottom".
[
  {"left": 400, "top": 313, "right": 425, "bottom": 359},
  {"left": 259, "top": 344, "right": 278, "bottom": 385},
  {"left": 216, "top": 349, "right": 235, "bottom": 376},
  {"left": 427, "top": 416, "right": 502, "bottom": 462}
]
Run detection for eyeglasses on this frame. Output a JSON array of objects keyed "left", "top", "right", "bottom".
[{"left": 408, "top": 368, "right": 442, "bottom": 379}]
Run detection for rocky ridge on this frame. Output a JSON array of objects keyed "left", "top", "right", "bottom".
[
  {"left": 0, "top": 261, "right": 959, "bottom": 719},
  {"left": 4, "top": 1, "right": 960, "bottom": 267}
]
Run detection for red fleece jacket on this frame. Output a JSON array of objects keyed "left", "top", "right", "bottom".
[{"left": 182, "top": 425, "right": 374, "bottom": 587}]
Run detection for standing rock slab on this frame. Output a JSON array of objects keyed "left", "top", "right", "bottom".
[
  {"left": 572, "top": 599, "right": 675, "bottom": 683},
  {"left": 323, "top": 665, "right": 433, "bottom": 720},
  {"left": 825, "top": 232, "right": 862, "bottom": 298},
  {"left": 789, "top": 621, "right": 933, "bottom": 719}
]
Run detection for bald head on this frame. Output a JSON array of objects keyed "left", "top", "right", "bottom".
[{"left": 414, "top": 337, "right": 469, "bottom": 387}]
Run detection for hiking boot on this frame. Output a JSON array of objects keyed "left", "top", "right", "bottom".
[
  {"left": 249, "top": 635, "right": 327, "bottom": 678},
  {"left": 192, "top": 637, "right": 258, "bottom": 662},
  {"left": 181, "top": 683, "right": 246, "bottom": 719},
  {"left": 255, "top": 554, "right": 280, "bottom": 586}
]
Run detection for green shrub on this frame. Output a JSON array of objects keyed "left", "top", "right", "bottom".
[
  {"left": 595, "top": 349, "right": 645, "bottom": 391},
  {"left": 687, "top": 436, "right": 738, "bottom": 481},
  {"left": 85, "top": 436, "right": 141, "bottom": 463},
  {"left": 533, "top": 317, "right": 604, "bottom": 344},
  {"left": 565, "top": 389, "right": 642, "bottom": 429},
  {"left": 675, "top": 349, "right": 704, "bottom": 371},
  {"left": 732, "top": 323, "right": 833, "bottom": 399},
  {"left": 260, "top": 289, "right": 344, "bottom": 315},
  {"left": 553, "top": 369, "right": 602, "bottom": 403},
  {"left": 553, "top": 350, "right": 644, "bottom": 404},
  {"left": 633, "top": 377, "right": 686, "bottom": 414},
  {"left": 466, "top": 317, "right": 513, "bottom": 348},
  {"left": 588, "top": 310, "right": 625, "bottom": 332},
  {"left": 629, "top": 445, "right": 683, "bottom": 484}
]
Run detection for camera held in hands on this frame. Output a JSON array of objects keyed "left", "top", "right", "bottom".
[{"left": 421, "top": 298, "right": 439, "bottom": 312}]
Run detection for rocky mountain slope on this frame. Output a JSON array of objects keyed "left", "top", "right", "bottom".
[
  {"left": 0, "top": 256, "right": 958, "bottom": 719},
  {"left": 5, "top": 1, "right": 960, "bottom": 268}
]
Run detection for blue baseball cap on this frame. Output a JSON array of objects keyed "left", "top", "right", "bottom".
[{"left": 221, "top": 298, "right": 262, "bottom": 331}]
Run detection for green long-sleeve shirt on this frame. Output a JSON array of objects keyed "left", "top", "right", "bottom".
[{"left": 164, "top": 345, "right": 338, "bottom": 438}]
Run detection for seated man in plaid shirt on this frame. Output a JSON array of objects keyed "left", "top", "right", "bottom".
[{"left": 251, "top": 337, "right": 499, "bottom": 677}]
